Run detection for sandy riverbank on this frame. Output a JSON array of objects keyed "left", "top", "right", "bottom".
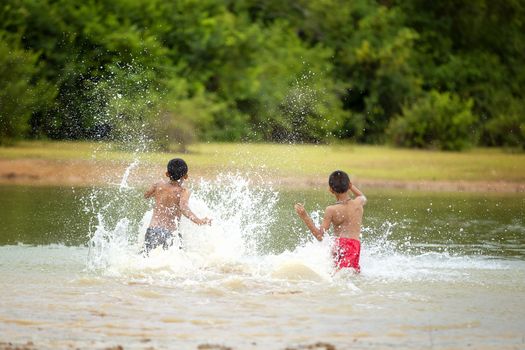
[
  {"left": 1, "top": 158, "right": 523, "bottom": 193},
  {"left": 0, "top": 341, "right": 339, "bottom": 350}
]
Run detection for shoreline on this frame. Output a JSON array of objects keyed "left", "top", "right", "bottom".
[{"left": 1, "top": 158, "right": 524, "bottom": 193}]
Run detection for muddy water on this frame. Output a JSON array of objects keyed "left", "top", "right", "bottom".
[{"left": 0, "top": 182, "right": 524, "bottom": 349}]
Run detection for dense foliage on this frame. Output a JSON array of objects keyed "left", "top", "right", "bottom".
[
  {"left": 387, "top": 90, "right": 476, "bottom": 150},
  {"left": 0, "top": 0, "right": 523, "bottom": 150}
]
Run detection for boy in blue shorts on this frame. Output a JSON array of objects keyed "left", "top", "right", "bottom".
[{"left": 143, "top": 158, "right": 211, "bottom": 254}]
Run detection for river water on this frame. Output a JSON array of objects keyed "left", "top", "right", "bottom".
[{"left": 0, "top": 175, "right": 524, "bottom": 349}]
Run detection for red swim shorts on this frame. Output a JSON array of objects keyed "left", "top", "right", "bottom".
[{"left": 333, "top": 237, "right": 361, "bottom": 272}]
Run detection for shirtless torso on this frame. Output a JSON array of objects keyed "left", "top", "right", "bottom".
[
  {"left": 142, "top": 161, "right": 212, "bottom": 255},
  {"left": 324, "top": 197, "right": 365, "bottom": 240},
  {"left": 145, "top": 181, "right": 186, "bottom": 231},
  {"left": 294, "top": 183, "right": 366, "bottom": 242}
]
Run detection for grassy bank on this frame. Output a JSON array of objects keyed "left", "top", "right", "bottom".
[{"left": 1, "top": 141, "right": 524, "bottom": 184}]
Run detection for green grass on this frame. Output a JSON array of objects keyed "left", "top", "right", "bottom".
[{"left": 1, "top": 141, "right": 524, "bottom": 182}]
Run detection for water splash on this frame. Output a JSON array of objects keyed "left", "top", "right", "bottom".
[
  {"left": 119, "top": 159, "right": 139, "bottom": 190},
  {"left": 86, "top": 172, "right": 279, "bottom": 274},
  {"left": 192, "top": 173, "right": 279, "bottom": 256}
]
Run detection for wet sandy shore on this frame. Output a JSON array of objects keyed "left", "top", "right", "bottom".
[{"left": 0, "top": 341, "right": 339, "bottom": 350}]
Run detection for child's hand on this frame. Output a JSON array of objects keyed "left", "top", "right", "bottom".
[
  {"left": 200, "top": 217, "right": 212, "bottom": 226},
  {"left": 294, "top": 203, "right": 307, "bottom": 217}
]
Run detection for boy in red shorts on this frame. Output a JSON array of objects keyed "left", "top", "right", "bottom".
[{"left": 294, "top": 170, "right": 366, "bottom": 272}]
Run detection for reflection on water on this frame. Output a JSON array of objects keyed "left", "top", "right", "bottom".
[
  {"left": 1, "top": 184, "right": 523, "bottom": 259},
  {"left": 0, "top": 182, "right": 524, "bottom": 349}
]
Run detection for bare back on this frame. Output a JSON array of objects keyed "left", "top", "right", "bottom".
[
  {"left": 145, "top": 181, "right": 186, "bottom": 231},
  {"left": 324, "top": 197, "right": 365, "bottom": 240}
]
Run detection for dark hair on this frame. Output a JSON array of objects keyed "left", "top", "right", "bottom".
[
  {"left": 167, "top": 158, "right": 188, "bottom": 181},
  {"left": 329, "top": 170, "right": 350, "bottom": 193}
]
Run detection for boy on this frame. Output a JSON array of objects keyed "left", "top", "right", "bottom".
[
  {"left": 294, "top": 170, "right": 366, "bottom": 272},
  {"left": 143, "top": 158, "right": 211, "bottom": 254}
]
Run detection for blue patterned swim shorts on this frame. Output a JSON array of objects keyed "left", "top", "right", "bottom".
[{"left": 143, "top": 227, "right": 176, "bottom": 254}]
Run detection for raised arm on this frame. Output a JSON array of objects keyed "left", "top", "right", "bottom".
[
  {"left": 350, "top": 183, "right": 367, "bottom": 205},
  {"left": 294, "top": 204, "right": 332, "bottom": 241},
  {"left": 180, "top": 189, "right": 212, "bottom": 225}
]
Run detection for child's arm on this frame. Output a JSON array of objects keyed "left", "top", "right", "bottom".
[
  {"left": 180, "top": 189, "right": 212, "bottom": 225},
  {"left": 144, "top": 183, "right": 157, "bottom": 199},
  {"left": 294, "top": 204, "right": 332, "bottom": 241},
  {"left": 350, "top": 183, "right": 367, "bottom": 205}
]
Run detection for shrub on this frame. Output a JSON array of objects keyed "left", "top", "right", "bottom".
[
  {"left": 387, "top": 90, "right": 476, "bottom": 151},
  {"left": 483, "top": 113, "right": 525, "bottom": 150},
  {"left": 0, "top": 37, "right": 55, "bottom": 144}
]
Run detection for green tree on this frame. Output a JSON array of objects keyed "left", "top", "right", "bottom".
[
  {"left": 243, "top": 0, "right": 422, "bottom": 142},
  {"left": 482, "top": 98, "right": 525, "bottom": 150},
  {"left": 1, "top": 0, "right": 524, "bottom": 149},
  {"left": 0, "top": 34, "right": 55, "bottom": 144},
  {"left": 387, "top": 90, "right": 476, "bottom": 151},
  {"left": 394, "top": 0, "right": 525, "bottom": 148}
]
